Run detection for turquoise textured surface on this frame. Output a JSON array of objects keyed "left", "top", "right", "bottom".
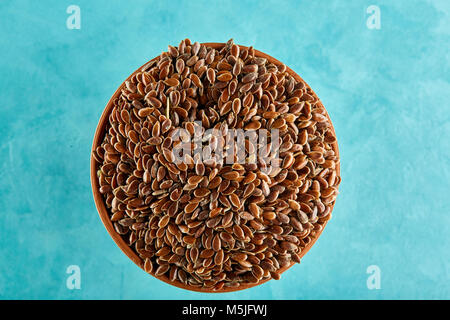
[{"left": 0, "top": 0, "right": 449, "bottom": 299}]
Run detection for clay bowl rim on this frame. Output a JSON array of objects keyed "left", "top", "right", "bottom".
[{"left": 91, "top": 42, "right": 340, "bottom": 293}]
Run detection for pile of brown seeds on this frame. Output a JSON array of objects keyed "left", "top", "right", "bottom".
[{"left": 93, "top": 39, "right": 340, "bottom": 291}]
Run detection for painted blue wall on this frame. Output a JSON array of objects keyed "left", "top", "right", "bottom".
[{"left": 0, "top": 0, "right": 448, "bottom": 299}]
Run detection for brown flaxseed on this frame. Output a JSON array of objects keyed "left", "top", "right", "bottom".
[{"left": 94, "top": 39, "right": 340, "bottom": 290}]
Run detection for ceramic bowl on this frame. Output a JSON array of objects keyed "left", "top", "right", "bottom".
[{"left": 91, "top": 42, "right": 340, "bottom": 292}]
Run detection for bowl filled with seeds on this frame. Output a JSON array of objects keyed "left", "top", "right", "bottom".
[{"left": 91, "top": 39, "right": 341, "bottom": 292}]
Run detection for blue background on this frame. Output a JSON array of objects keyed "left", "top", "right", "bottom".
[{"left": 0, "top": 0, "right": 449, "bottom": 300}]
